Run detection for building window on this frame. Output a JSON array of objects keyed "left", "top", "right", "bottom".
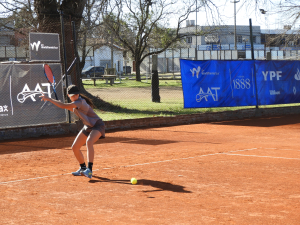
[
  {"left": 186, "top": 37, "right": 192, "bottom": 43},
  {"left": 237, "top": 35, "right": 243, "bottom": 43},
  {"left": 205, "top": 35, "right": 220, "bottom": 44}
]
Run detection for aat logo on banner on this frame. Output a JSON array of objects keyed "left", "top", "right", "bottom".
[
  {"left": 17, "top": 83, "right": 52, "bottom": 103},
  {"left": 294, "top": 68, "right": 300, "bottom": 81},
  {"left": 196, "top": 87, "right": 220, "bottom": 102}
]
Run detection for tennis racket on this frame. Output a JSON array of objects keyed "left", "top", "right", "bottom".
[{"left": 43, "top": 63, "right": 58, "bottom": 100}]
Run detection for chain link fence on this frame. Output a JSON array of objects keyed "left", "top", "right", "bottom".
[
  {"left": 1, "top": 18, "right": 300, "bottom": 127},
  {"left": 0, "top": 16, "right": 76, "bottom": 129},
  {"left": 2, "top": 45, "right": 300, "bottom": 63}
]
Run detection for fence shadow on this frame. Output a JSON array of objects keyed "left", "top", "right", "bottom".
[
  {"left": 211, "top": 114, "right": 300, "bottom": 127},
  {"left": 0, "top": 134, "right": 179, "bottom": 155},
  {"left": 0, "top": 134, "right": 76, "bottom": 155}
]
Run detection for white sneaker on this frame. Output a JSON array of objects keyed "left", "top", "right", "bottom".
[
  {"left": 71, "top": 168, "right": 85, "bottom": 176},
  {"left": 81, "top": 168, "right": 92, "bottom": 179}
]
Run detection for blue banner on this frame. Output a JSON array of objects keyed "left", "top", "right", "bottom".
[
  {"left": 256, "top": 60, "right": 300, "bottom": 105},
  {"left": 180, "top": 60, "right": 257, "bottom": 108},
  {"left": 180, "top": 59, "right": 300, "bottom": 108}
]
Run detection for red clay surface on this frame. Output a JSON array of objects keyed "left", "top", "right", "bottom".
[{"left": 1, "top": 115, "right": 300, "bottom": 224}]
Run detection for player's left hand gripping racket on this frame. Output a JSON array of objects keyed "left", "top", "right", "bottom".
[{"left": 43, "top": 64, "right": 58, "bottom": 100}]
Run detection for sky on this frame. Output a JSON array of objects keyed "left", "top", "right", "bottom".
[
  {"left": 1, "top": 0, "right": 299, "bottom": 31},
  {"left": 183, "top": 0, "right": 299, "bottom": 30}
]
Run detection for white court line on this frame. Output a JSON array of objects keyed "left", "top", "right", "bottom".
[
  {"left": 281, "top": 149, "right": 300, "bottom": 151},
  {"left": 255, "top": 147, "right": 300, "bottom": 152},
  {"left": 0, "top": 174, "right": 65, "bottom": 184},
  {"left": 122, "top": 148, "right": 258, "bottom": 168},
  {"left": 225, "top": 153, "right": 300, "bottom": 161},
  {"left": 0, "top": 148, "right": 257, "bottom": 185}
]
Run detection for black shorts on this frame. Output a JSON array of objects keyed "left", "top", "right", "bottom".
[{"left": 81, "top": 120, "right": 105, "bottom": 137}]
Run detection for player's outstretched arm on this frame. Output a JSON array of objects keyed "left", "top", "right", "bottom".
[{"left": 39, "top": 93, "right": 76, "bottom": 111}]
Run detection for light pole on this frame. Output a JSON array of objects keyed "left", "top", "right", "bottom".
[
  {"left": 259, "top": 9, "right": 267, "bottom": 14},
  {"left": 231, "top": 0, "right": 240, "bottom": 50},
  {"left": 259, "top": 8, "right": 271, "bottom": 59},
  {"left": 195, "top": 0, "right": 198, "bottom": 59},
  {"left": 260, "top": 9, "right": 268, "bottom": 47}
]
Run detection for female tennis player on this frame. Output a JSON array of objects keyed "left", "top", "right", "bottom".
[{"left": 39, "top": 85, "right": 105, "bottom": 179}]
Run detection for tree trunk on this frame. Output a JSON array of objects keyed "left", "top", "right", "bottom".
[
  {"left": 135, "top": 60, "right": 141, "bottom": 81},
  {"left": 34, "top": 0, "right": 86, "bottom": 87},
  {"left": 151, "top": 55, "right": 160, "bottom": 102}
]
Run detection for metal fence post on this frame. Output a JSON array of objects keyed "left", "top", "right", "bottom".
[
  {"left": 249, "top": 19, "right": 255, "bottom": 60},
  {"left": 60, "top": 10, "right": 71, "bottom": 123},
  {"left": 249, "top": 18, "right": 259, "bottom": 109},
  {"left": 172, "top": 48, "right": 174, "bottom": 78}
]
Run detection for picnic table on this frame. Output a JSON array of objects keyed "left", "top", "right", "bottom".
[{"left": 90, "top": 75, "right": 117, "bottom": 86}]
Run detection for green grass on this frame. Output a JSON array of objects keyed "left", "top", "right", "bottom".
[
  {"left": 83, "top": 79, "right": 300, "bottom": 121},
  {"left": 82, "top": 79, "right": 182, "bottom": 88},
  {"left": 95, "top": 105, "right": 258, "bottom": 121},
  {"left": 95, "top": 103, "right": 300, "bottom": 121}
]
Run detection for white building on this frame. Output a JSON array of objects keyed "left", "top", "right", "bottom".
[
  {"left": 0, "top": 18, "right": 14, "bottom": 46},
  {"left": 81, "top": 44, "right": 124, "bottom": 73},
  {"left": 179, "top": 21, "right": 264, "bottom": 50}
]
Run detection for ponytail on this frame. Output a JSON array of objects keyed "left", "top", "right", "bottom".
[{"left": 80, "top": 94, "right": 94, "bottom": 108}]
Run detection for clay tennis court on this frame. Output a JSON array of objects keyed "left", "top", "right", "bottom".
[{"left": 1, "top": 115, "right": 299, "bottom": 224}]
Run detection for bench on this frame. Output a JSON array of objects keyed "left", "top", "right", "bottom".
[{"left": 90, "top": 75, "right": 117, "bottom": 86}]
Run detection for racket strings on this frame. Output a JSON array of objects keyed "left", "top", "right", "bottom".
[{"left": 44, "top": 65, "right": 55, "bottom": 84}]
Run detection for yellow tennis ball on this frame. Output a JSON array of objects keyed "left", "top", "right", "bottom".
[{"left": 131, "top": 178, "right": 137, "bottom": 185}]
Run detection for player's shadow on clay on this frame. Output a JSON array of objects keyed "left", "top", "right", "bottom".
[{"left": 90, "top": 176, "right": 191, "bottom": 193}]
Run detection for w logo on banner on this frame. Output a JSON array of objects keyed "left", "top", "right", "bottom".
[
  {"left": 30, "top": 41, "right": 41, "bottom": 51},
  {"left": 294, "top": 68, "right": 300, "bottom": 81},
  {"left": 190, "top": 66, "right": 201, "bottom": 78}
]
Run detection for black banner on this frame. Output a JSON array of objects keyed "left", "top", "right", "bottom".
[
  {"left": 0, "top": 63, "right": 67, "bottom": 128},
  {"left": 29, "top": 33, "right": 60, "bottom": 62}
]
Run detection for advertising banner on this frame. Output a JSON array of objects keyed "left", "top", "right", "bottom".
[
  {"left": 256, "top": 60, "right": 300, "bottom": 105},
  {"left": 0, "top": 63, "right": 67, "bottom": 128},
  {"left": 29, "top": 32, "right": 60, "bottom": 62},
  {"left": 180, "top": 60, "right": 257, "bottom": 108}
]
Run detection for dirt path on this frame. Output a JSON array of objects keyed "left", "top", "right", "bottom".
[{"left": 87, "top": 86, "right": 183, "bottom": 101}]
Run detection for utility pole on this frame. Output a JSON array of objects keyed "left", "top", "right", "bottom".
[
  {"left": 231, "top": 0, "right": 240, "bottom": 50},
  {"left": 195, "top": 0, "right": 198, "bottom": 59}
]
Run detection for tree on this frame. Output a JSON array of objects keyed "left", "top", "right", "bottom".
[
  {"left": 0, "top": 0, "right": 126, "bottom": 110},
  {"left": 242, "top": 0, "right": 300, "bottom": 48},
  {"left": 77, "top": 0, "right": 112, "bottom": 72},
  {"left": 102, "top": 0, "right": 219, "bottom": 81},
  {"left": 0, "top": 1, "right": 36, "bottom": 47},
  {"left": 33, "top": 0, "right": 87, "bottom": 87},
  {"left": 0, "top": 0, "right": 87, "bottom": 86}
]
